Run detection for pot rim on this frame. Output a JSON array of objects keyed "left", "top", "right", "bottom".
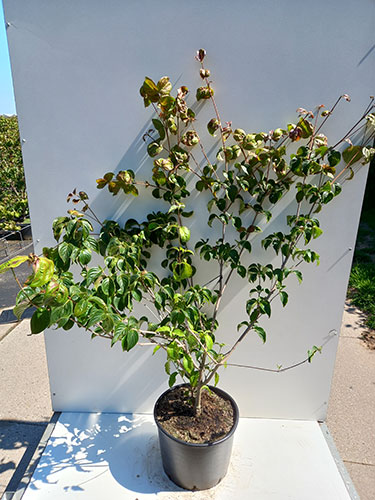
[{"left": 153, "top": 383, "right": 239, "bottom": 448}]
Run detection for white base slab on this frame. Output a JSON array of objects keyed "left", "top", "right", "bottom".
[{"left": 22, "top": 412, "right": 351, "bottom": 500}]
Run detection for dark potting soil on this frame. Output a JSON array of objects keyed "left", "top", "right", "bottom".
[{"left": 155, "top": 386, "right": 235, "bottom": 444}]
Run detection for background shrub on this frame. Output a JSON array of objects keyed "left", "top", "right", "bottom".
[{"left": 0, "top": 115, "right": 29, "bottom": 231}]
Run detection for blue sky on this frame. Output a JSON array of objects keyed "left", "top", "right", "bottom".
[{"left": 0, "top": 5, "right": 16, "bottom": 114}]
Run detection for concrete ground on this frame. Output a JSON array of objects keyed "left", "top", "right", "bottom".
[
  {"left": 0, "top": 294, "right": 374, "bottom": 497},
  {"left": 326, "top": 302, "right": 375, "bottom": 499},
  {"left": 0, "top": 320, "right": 52, "bottom": 497},
  {"left": 0, "top": 243, "right": 52, "bottom": 496}
]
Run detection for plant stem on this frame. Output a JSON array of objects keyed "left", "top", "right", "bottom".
[{"left": 200, "top": 61, "right": 229, "bottom": 172}]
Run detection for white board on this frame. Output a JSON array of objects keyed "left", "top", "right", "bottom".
[{"left": 3, "top": 0, "right": 374, "bottom": 418}]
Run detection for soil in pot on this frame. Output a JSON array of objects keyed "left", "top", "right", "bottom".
[{"left": 155, "top": 385, "right": 235, "bottom": 444}]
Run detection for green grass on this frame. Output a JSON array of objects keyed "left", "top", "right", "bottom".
[
  {"left": 348, "top": 263, "right": 375, "bottom": 330},
  {"left": 348, "top": 162, "right": 375, "bottom": 331}
]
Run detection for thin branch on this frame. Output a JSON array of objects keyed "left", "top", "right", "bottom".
[
  {"left": 200, "top": 61, "right": 229, "bottom": 172},
  {"left": 224, "top": 336, "right": 332, "bottom": 373}
]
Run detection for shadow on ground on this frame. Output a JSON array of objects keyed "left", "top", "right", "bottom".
[
  {"left": 0, "top": 308, "right": 34, "bottom": 325},
  {"left": 344, "top": 302, "right": 375, "bottom": 350},
  {"left": 0, "top": 420, "right": 48, "bottom": 494}
]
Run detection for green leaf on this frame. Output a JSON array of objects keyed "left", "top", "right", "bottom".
[
  {"left": 147, "top": 142, "right": 163, "bottom": 158},
  {"left": 167, "top": 343, "right": 179, "bottom": 361},
  {"left": 182, "top": 356, "right": 193, "bottom": 374},
  {"left": 164, "top": 361, "right": 171, "bottom": 375},
  {"left": 342, "top": 145, "right": 363, "bottom": 165},
  {"left": 79, "top": 249, "right": 91, "bottom": 266},
  {"left": 157, "top": 76, "right": 172, "bottom": 94},
  {"left": 293, "top": 270, "right": 303, "bottom": 283},
  {"left": 101, "top": 314, "right": 114, "bottom": 332},
  {"left": 84, "top": 235, "right": 99, "bottom": 251},
  {"left": 16, "top": 286, "right": 36, "bottom": 304},
  {"left": 143, "top": 76, "right": 158, "bottom": 92},
  {"left": 253, "top": 325, "right": 266, "bottom": 343},
  {"left": 131, "top": 288, "right": 142, "bottom": 302},
  {"left": 62, "top": 318, "right": 74, "bottom": 331},
  {"left": 178, "top": 226, "right": 191, "bottom": 243},
  {"left": 297, "top": 146, "right": 309, "bottom": 157},
  {"left": 139, "top": 77, "right": 159, "bottom": 106},
  {"left": 101, "top": 277, "right": 114, "bottom": 296},
  {"left": 298, "top": 118, "right": 314, "bottom": 138},
  {"left": 227, "top": 185, "right": 238, "bottom": 202},
  {"left": 327, "top": 150, "right": 341, "bottom": 167},
  {"left": 182, "top": 210, "right": 194, "bottom": 218},
  {"left": 116, "top": 275, "right": 129, "bottom": 293},
  {"left": 261, "top": 300, "right": 271, "bottom": 317},
  {"left": 237, "top": 265, "right": 246, "bottom": 278},
  {"left": 280, "top": 291, "right": 288, "bottom": 307},
  {"left": 207, "top": 118, "right": 220, "bottom": 136},
  {"left": 189, "top": 372, "right": 199, "bottom": 387},
  {"left": 196, "top": 180, "right": 205, "bottom": 191},
  {"left": 50, "top": 300, "right": 73, "bottom": 324},
  {"left": 88, "top": 296, "right": 107, "bottom": 309},
  {"left": 152, "top": 118, "right": 166, "bottom": 140},
  {"left": 85, "top": 267, "right": 103, "bottom": 286},
  {"left": 214, "top": 372, "right": 219, "bottom": 386},
  {"left": 346, "top": 167, "right": 354, "bottom": 181},
  {"left": 168, "top": 372, "right": 177, "bottom": 387},
  {"left": 313, "top": 226, "right": 323, "bottom": 239},
  {"left": 30, "top": 308, "right": 51, "bottom": 334},
  {"left": 28, "top": 257, "right": 54, "bottom": 288},
  {"left": 173, "top": 261, "right": 193, "bottom": 281},
  {"left": 159, "top": 95, "right": 175, "bottom": 113},
  {"left": 58, "top": 242, "right": 72, "bottom": 264},
  {"left": 204, "top": 334, "right": 214, "bottom": 350},
  {"left": 51, "top": 216, "right": 69, "bottom": 241},
  {"left": 157, "top": 325, "right": 170, "bottom": 334},
  {"left": 314, "top": 146, "right": 328, "bottom": 157},
  {"left": 308, "top": 345, "right": 322, "bottom": 362},
  {"left": 296, "top": 190, "right": 304, "bottom": 203},
  {"left": 168, "top": 203, "right": 185, "bottom": 214},
  {"left": 237, "top": 320, "right": 249, "bottom": 331},
  {"left": 196, "top": 86, "right": 214, "bottom": 101},
  {"left": 13, "top": 301, "right": 31, "bottom": 321},
  {"left": 86, "top": 309, "right": 105, "bottom": 328},
  {"left": 74, "top": 299, "right": 89, "bottom": 317},
  {"left": 0, "top": 255, "right": 29, "bottom": 274},
  {"left": 126, "top": 330, "right": 139, "bottom": 350}
]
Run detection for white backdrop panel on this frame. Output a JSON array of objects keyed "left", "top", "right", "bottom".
[{"left": 3, "top": 0, "right": 374, "bottom": 418}]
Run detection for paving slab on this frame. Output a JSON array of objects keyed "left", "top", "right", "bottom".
[
  {"left": 344, "top": 462, "right": 375, "bottom": 500},
  {"left": 327, "top": 302, "right": 375, "bottom": 500},
  {"left": 0, "top": 320, "right": 52, "bottom": 497},
  {"left": 0, "top": 421, "right": 47, "bottom": 495},
  {"left": 340, "top": 302, "right": 372, "bottom": 340},
  {"left": 0, "top": 320, "right": 52, "bottom": 422}
]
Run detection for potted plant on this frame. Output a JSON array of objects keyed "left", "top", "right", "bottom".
[{"left": 1, "top": 49, "right": 374, "bottom": 490}]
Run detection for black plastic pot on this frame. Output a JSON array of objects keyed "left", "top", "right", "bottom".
[{"left": 154, "top": 385, "right": 239, "bottom": 491}]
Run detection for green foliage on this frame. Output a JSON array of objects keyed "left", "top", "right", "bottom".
[
  {"left": 0, "top": 115, "right": 29, "bottom": 230},
  {"left": 348, "top": 154, "right": 375, "bottom": 331},
  {"left": 348, "top": 263, "right": 375, "bottom": 330},
  {"left": 3, "top": 51, "right": 375, "bottom": 412},
  {"left": 0, "top": 255, "right": 29, "bottom": 274},
  {"left": 307, "top": 345, "right": 322, "bottom": 363}
]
